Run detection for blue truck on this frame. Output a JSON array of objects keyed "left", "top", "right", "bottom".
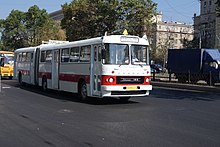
[{"left": 167, "top": 49, "right": 220, "bottom": 85}]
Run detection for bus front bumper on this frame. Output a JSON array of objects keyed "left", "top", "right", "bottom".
[{"left": 101, "top": 85, "right": 152, "bottom": 97}]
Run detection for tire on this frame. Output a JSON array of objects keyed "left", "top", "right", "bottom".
[
  {"left": 42, "top": 77, "right": 47, "bottom": 91},
  {"left": 9, "top": 76, "right": 13, "bottom": 80},
  {"left": 18, "top": 73, "right": 23, "bottom": 86},
  {"left": 78, "top": 81, "right": 88, "bottom": 101}
]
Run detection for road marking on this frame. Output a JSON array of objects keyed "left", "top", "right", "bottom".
[
  {"left": 58, "top": 109, "right": 73, "bottom": 113},
  {"left": 2, "top": 87, "right": 11, "bottom": 89}
]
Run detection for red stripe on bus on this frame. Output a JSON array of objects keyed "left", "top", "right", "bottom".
[
  {"left": 59, "top": 74, "right": 90, "bottom": 83},
  {"left": 19, "top": 70, "right": 30, "bottom": 76},
  {"left": 38, "top": 72, "right": 90, "bottom": 84},
  {"left": 38, "top": 72, "right": 52, "bottom": 79}
]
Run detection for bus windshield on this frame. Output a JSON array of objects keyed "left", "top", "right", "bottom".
[
  {"left": 104, "top": 44, "right": 129, "bottom": 65},
  {"left": 4, "top": 55, "right": 14, "bottom": 64},
  {"left": 103, "top": 44, "right": 148, "bottom": 65},
  {"left": 131, "top": 45, "right": 148, "bottom": 65}
]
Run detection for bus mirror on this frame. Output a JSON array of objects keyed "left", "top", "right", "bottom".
[
  {"left": 101, "top": 49, "right": 106, "bottom": 59},
  {"left": 0, "top": 57, "right": 4, "bottom": 67}
]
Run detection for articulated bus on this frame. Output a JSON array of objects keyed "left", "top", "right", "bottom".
[
  {"left": 14, "top": 35, "right": 152, "bottom": 101},
  {"left": 0, "top": 51, "right": 14, "bottom": 79}
]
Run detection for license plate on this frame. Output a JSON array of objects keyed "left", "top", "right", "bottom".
[{"left": 126, "top": 86, "right": 137, "bottom": 90}]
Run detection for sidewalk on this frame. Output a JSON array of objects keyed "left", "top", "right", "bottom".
[{"left": 151, "top": 81, "right": 220, "bottom": 93}]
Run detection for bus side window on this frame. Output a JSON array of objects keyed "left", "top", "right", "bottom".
[
  {"left": 61, "top": 48, "right": 70, "bottom": 62},
  {"left": 22, "top": 52, "right": 27, "bottom": 62},
  {"left": 26, "top": 52, "right": 32, "bottom": 62},
  {"left": 80, "top": 46, "right": 91, "bottom": 62},
  {"left": 98, "top": 46, "right": 102, "bottom": 61},
  {"left": 41, "top": 51, "right": 46, "bottom": 62},
  {"left": 18, "top": 53, "right": 22, "bottom": 62},
  {"left": 70, "top": 47, "right": 79, "bottom": 62},
  {"left": 45, "top": 50, "right": 52, "bottom": 63},
  {"left": 94, "top": 46, "right": 97, "bottom": 61},
  {"left": 31, "top": 52, "right": 33, "bottom": 62}
]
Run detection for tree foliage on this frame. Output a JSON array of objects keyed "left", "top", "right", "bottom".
[
  {"left": 0, "top": 5, "right": 66, "bottom": 51},
  {"left": 61, "top": 0, "right": 157, "bottom": 41},
  {"left": 61, "top": 0, "right": 119, "bottom": 41},
  {"left": 0, "top": 10, "right": 26, "bottom": 50},
  {"left": 118, "top": 0, "right": 157, "bottom": 36},
  {"left": 216, "top": 0, "right": 220, "bottom": 16}
]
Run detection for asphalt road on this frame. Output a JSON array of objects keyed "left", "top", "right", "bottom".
[{"left": 0, "top": 80, "right": 220, "bottom": 147}]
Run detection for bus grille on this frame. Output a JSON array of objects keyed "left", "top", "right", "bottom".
[
  {"left": 111, "top": 90, "right": 146, "bottom": 95},
  {"left": 116, "top": 76, "right": 144, "bottom": 84}
]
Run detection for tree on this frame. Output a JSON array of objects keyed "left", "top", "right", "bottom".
[
  {"left": 25, "top": 5, "right": 66, "bottom": 46},
  {"left": 182, "top": 37, "right": 199, "bottom": 49},
  {"left": 117, "top": 0, "right": 157, "bottom": 36},
  {"left": 61, "top": 0, "right": 119, "bottom": 41},
  {"left": 0, "top": 5, "right": 66, "bottom": 50},
  {"left": 0, "top": 10, "right": 26, "bottom": 50},
  {"left": 216, "top": 0, "right": 220, "bottom": 16}
]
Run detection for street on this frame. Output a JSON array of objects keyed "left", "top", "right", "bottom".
[{"left": 0, "top": 80, "right": 220, "bottom": 147}]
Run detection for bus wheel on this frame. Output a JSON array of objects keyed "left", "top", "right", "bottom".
[
  {"left": 79, "top": 81, "right": 88, "bottom": 101},
  {"left": 42, "top": 77, "right": 47, "bottom": 91},
  {"left": 9, "top": 76, "right": 13, "bottom": 80},
  {"left": 18, "top": 73, "right": 23, "bottom": 86},
  {"left": 119, "top": 97, "right": 130, "bottom": 102}
]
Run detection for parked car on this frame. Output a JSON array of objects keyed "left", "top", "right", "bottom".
[{"left": 150, "top": 64, "right": 166, "bottom": 73}]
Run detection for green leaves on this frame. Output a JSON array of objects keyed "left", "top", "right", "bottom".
[
  {"left": 0, "top": 0, "right": 157, "bottom": 50},
  {"left": 0, "top": 5, "right": 66, "bottom": 51},
  {"left": 61, "top": 0, "right": 157, "bottom": 41},
  {"left": 118, "top": 0, "right": 157, "bottom": 36},
  {"left": 61, "top": 0, "right": 120, "bottom": 41}
]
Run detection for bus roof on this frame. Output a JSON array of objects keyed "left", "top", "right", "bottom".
[
  {"left": 14, "top": 47, "right": 37, "bottom": 54},
  {"left": 102, "top": 35, "right": 149, "bottom": 45},
  {"left": 39, "top": 35, "right": 149, "bottom": 50},
  {"left": 15, "top": 35, "right": 150, "bottom": 52}
]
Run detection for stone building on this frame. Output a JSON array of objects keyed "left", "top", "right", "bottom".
[
  {"left": 193, "top": 0, "right": 218, "bottom": 48},
  {"left": 149, "top": 12, "right": 194, "bottom": 64},
  {"left": 49, "top": 10, "right": 194, "bottom": 50},
  {"left": 151, "top": 12, "right": 194, "bottom": 50}
]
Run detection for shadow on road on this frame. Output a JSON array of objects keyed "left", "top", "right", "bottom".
[
  {"left": 2, "top": 79, "right": 138, "bottom": 105},
  {"left": 151, "top": 87, "right": 219, "bottom": 101}
]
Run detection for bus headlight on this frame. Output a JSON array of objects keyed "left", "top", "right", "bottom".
[
  {"left": 146, "top": 78, "right": 150, "bottom": 83},
  {"left": 108, "top": 77, "right": 114, "bottom": 83}
]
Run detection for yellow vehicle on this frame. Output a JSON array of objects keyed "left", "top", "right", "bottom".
[{"left": 0, "top": 51, "right": 14, "bottom": 79}]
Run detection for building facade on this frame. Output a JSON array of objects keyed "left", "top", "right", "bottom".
[
  {"left": 194, "top": 0, "right": 218, "bottom": 48},
  {"left": 151, "top": 13, "right": 194, "bottom": 50}
]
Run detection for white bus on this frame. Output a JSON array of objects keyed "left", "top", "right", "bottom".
[{"left": 14, "top": 35, "right": 152, "bottom": 101}]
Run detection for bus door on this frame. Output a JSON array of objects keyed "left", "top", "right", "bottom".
[
  {"left": 34, "top": 48, "right": 40, "bottom": 85},
  {"left": 30, "top": 52, "right": 35, "bottom": 84},
  {"left": 91, "top": 45, "right": 102, "bottom": 97},
  {"left": 52, "top": 49, "right": 59, "bottom": 89}
]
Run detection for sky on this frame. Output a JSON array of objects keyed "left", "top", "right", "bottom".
[{"left": 0, "top": 0, "right": 200, "bottom": 24}]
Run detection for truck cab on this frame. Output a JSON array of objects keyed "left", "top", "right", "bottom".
[{"left": 202, "top": 49, "right": 220, "bottom": 83}]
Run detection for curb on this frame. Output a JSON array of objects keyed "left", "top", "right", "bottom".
[{"left": 151, "top": 81, "right": 220, "bottom": 93}]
